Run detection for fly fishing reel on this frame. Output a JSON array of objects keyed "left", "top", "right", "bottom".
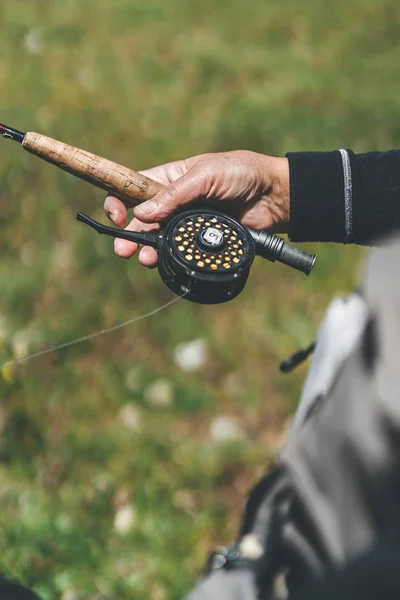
[
  {"left": 158, "top": 209, "right": 255, "bottom": 304},
  {"left": 77, "top": 207, "right": 317, "bottom": 304}
]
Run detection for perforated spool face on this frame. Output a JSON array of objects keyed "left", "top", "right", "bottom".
[{"left": 170, "top": 212, "right": 251, "bottom": 273}]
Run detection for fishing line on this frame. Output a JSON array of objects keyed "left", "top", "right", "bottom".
[{"left": 0, "top": 293, "right": 186, "bottom": 371}]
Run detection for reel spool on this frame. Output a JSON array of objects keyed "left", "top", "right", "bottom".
[
  {"left": 159, "top": 209, "right": 255, "bottom": 304},
  {"left": 77, "top": 207, "right": 316, "bottom": 304}
]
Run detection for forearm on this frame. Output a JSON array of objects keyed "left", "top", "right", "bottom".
[{"left": 287, "top": 149, "right": 400, "bottom": 245}]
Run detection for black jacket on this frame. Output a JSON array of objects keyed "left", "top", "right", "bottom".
[{"left": 287, "top": 149, "right": 400, "bottom": 245}]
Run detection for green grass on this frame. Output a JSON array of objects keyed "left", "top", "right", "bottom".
[{"left": 0, "top": 0, "right": 398, "bottom": 597}]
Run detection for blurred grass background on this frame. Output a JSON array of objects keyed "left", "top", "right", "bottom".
[{"left": 0, "top": 0, "right": 398, "bottom": 598}]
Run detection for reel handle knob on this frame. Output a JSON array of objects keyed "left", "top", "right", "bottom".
[
  {"left": 279, "top": 241, "right": 317, "bottom": 275},
  {"left": 249, "top": 229, "right": 317, "bottom": 275}
]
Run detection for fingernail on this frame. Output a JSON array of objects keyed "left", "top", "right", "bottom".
[{"left": 135, "top": 200, "right": 158, "bottom": 216}]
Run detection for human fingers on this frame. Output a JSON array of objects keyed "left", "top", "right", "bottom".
[
  {"left": 103, "top": 160, "right": 186, "bottom": 226},
  {"left": 237, "top": 200, "right": 275, "bottom": 231},
  {"left": 104, "top": 195, "right": 129, "bottom": 228},
  {"left": 114, "top": 217, "right": 161, "bottom": 259},
  {"left": 104, "top": 158, "right": 197, "bottom": 226},
  {"left": 139, "top": 159, "right": 189, "bottom": 186},
  {"left": 138, "top": 245, "right": 158, "bottom": 268},
  {"left": 238, "top": 196, "right": 292, "bottom": 232},
  {"left": 133, "top": 163, "right": 211, "bottom": 223}
]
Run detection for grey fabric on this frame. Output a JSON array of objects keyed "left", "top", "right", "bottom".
[
  {"left": 186, "top": 570, "right": 258, "bottom": 600},
  {"left": 281, "top": 235, "right": 400, "bottom": 578},
  {"left": 292, "top": 533, "right": 400, "bottom": 600},
  {"left": 290, "top": 293, "right": 368, "bottom": 435}
]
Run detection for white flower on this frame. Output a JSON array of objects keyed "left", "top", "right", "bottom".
[
  {"left": 61, "top": 591, "right": 78, "bottom": 600},
  {"left": 173, "top": 339, "right": 207, "bottom": 372},
  {"left": 125, "top": 367, "right": 141, "bottom": 392},
  {"left": 20, "top": 242, "right": 36, "bottom": 268},
  {"left": 77, "top": 64, "right": 98, "bottom": 91},
  {"left": 209, "top": 415, "right": 244, "bottom": 442},
  {"left": 145, "top": 379, "right": 173, "bottom": 407},
  {"left": 12, "top": 330, "right": 31, "bottom": 359},
  {"left": 0, "top": 315, "right": 7, "bottom": 341},
  {"left": 114, "top": 504, "right": 136, "bottom": 535},
  {"left": 118, "top": 405, "right": 141, "bottom": 431},
  {"left": 23, "top": 29, "right": 44, "bottom": 55},
  {"left": 53, "top": 242, "right": 72, "bottom": 273}
]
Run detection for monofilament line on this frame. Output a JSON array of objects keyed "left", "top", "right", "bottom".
[{"left": 1, "top": 293, "right": 186, "bottom": 371}]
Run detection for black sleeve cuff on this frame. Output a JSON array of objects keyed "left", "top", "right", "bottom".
[
  {"left": 286, "top": 151, "right": 346, "bottom": 243},
  {"left": 350, "top": 150, "right": 400, "bottom": 245},
  {"left": 287, "top": 149, "right": 400, "bottom": 246}
]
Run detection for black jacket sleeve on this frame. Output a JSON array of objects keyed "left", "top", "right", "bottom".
[{"left": 287, "top": 149, "right": 400, "bottom": 245}]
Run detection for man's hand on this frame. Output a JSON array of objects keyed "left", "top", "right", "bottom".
[{"left": 104, "top": 150, "right": 290, "bottom": 268}]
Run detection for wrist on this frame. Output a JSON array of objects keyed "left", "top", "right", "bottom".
[{"left": 260, "top": 155, "right": 290, "bottom": 232}]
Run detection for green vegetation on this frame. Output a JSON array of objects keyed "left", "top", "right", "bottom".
[{"left": 0, "top": 0, "right": 398, "bottom": 597}]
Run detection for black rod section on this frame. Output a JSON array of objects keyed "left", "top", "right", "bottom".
[
  {"left": 76, "top": 212, "right": 159, "bottom": 248},
  {"left": 0, "top": 123, "right": 26, "bottom": 144}
]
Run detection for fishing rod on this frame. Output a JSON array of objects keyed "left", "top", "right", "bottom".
[
  {"left": 0, "top": 123, "right": 162, "bottom": 205},
  {"left": 0, "top": 123, "right": 317, "bottom": 304}
]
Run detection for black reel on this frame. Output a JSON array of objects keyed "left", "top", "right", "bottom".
[
  {"left": 159, "top": 209, "right": 255, "bottom": 303},
  {"left": 77, "top": 208, "right": 317, "bottom": 304}
]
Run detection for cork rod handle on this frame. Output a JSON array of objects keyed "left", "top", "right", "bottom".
[{"left": 22, "top": 132, "right": 164, "bottom": 206}]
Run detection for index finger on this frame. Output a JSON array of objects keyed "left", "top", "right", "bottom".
[{"left": 104, "top": 195, "right": 129, "bottom": 228}]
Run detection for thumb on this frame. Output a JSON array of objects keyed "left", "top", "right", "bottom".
[{"left": 133, "top": 165, "right": 210, "bottom": 223}]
